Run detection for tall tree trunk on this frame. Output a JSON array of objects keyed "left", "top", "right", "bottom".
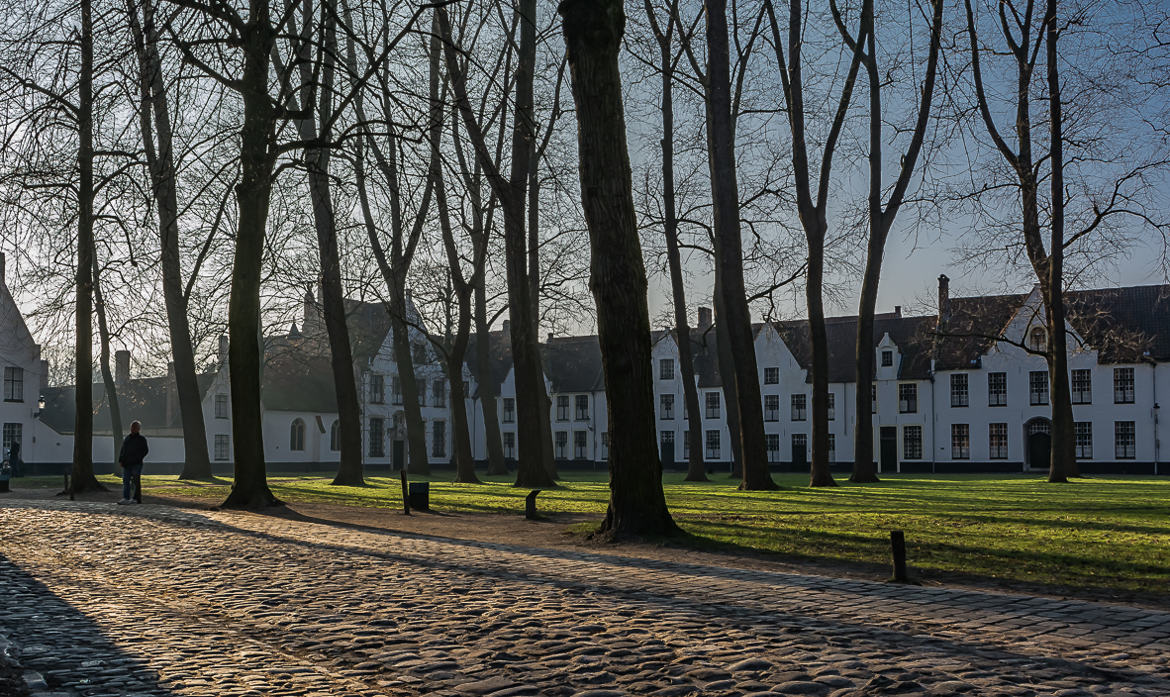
[
  {"left": 391, "top": 308, "right": 429, "bottom": 474},
  {"left": 705, "top": 0, "right": 775, "bottom": 491},
  {"left": 560, "top": 0, "right": 678, "bottom": 538},
  {"left": 221, "top": 3, "right": 279, "bottom": 508},
  {"left": 475, "top": 284, "right": 507, "bottom": 475},
  {"left": 128, "top": 0, "right": 212, "bottom": 480},
  {"left": 713, "top": 287, "right": 743, "bottom": 477},
  {"left": 70, "top": 0, "right": 100, "bottom": 493},
  {"left": 1044, "top": 0, "right": 1076, "bottom": 482},
  {"left": 806, "top": 254, "right": 836, "bottom": 486},
  {"left": 93, "top": 260, "right": 122, "bottom": 474},
  {"left": 290, "top": 0, "right": 363, "bottom": 486}
]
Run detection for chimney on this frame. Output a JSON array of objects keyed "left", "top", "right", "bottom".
[
  {"left": 502, "top": 319, "right": 510, "bottom": 337},
  {"left": 938, "top": 274, "right": 950, "bottom": 320},
  {"left": 547, "top": 332, "right": 554, "bottom": 343},
  {"left": 894, "top": 305, "right": 902, "bottom": 318},
  {"left": 698, "top": 307, "right": 713, "bottom": 332},
  {"left": 218, "top": 334, "right": 229, "bottom": 365},
  {"left": 115, "top": 350, "right": 130, "bottom": 386},
  {"left": 166, "top": 362, "right": 177, "bottom": 426},
  {"left": 0, "top": 252, "right": 5, "bottom": 285},
  {"left": 303, "top": 282, "right": 316, "bottom": 334}
]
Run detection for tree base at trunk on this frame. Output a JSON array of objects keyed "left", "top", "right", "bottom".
[
  {"left": 809, "top": 473, "right": 839, "bottom": 487},
  {"left": 738, "top": 479, "right": 780, "bottom": 491},
  {"left": 219, "top": 487, "right": 282, "bottom": 509},
  {"left": 330, "top": 473, "right": 365, "bottom": 487},
  {"left": 66, "top": 477, "right": 106, "bottom": 495},
  {"left": 683, "top": 472, "right": 710, "bottom": 482},
  {"left": 453, "top": 473, "right": 482, "bottom": 484},
  {"left": 1046, "top": 474, "right": 1070, "bottom": 483},
  {"left": 849, "top": 473, "right": 880, "bottom": 483},
  {"left": 592, "top": 510, "right": 681, "bottom": 542}
]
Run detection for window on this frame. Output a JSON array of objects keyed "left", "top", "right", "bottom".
[
  {"left": 329, "top": 420, "right": 340, "bottom": 451},
  {"left": 791, "top": 394, "right": 807, "bottom": 421},
  {"left": 764, "top": 394, "right": 779, "bottom": 422},
  {"left": 682, "top": 430, "right": 689, "bottom": 459},
  {"left": 764, "top": 367, "right": 779, "bottom": 384},
  {"left": 765, "top": 433, "right": 779, "bottom": 462},
  {"left": 705, "top": 392, "right": 720, "bottom": 419},
  {"left": 1075, "top": 422, "right": 1092, "bottom": 459},
  {"left": 660, "top": 359, "right": 675, "bottom": 380},
  {"left": 705, "top": 430, "right": 720, "bottom": 459},
  {"left": 1113, "top": 367, "right": 1132, "bottom": 404},
  {"left": 290, "top": 419, "right": 305, "bottom": 451},
  {"left": 1029, "top": 371, "right": 1049, "bottom": 405},
  {"left": 574, "top": 431, "right": 587, "bottom": 459},
  {"left": 2, "top": 367, "right": 22, "bottom": 403},
  {"left": 988, "top": 372, "right": 1007, "bottom": 406},
  {"left": 989, "top": 423, "right": 1008, "bottom": 459},
  {"left": 827, "top": 393, "right": 835, "bottom": 421},
  {"left": 418, "top": 384, "right": 426, "bottom": 407},
  {"left": 370, "top": 374, "right": 385, "bottom": 404},
  {"left": 898, "top": 384, "right": 917, "bottom": 413},
  {"left": 660, "top": 393, "right": 675, "bottom": 420},
  {"left": 412, "top": 342, "right": 428, "bottom": 364},
  {"left": 432, "top": 379, "right": 446, "bottom": 408},
  {"left": 601, "top": 432, "right": 609, "bottom": 460},
  {"left": 881, "top": 350, "right": 893, "bottom": 367},
  {"left": 871, "top": 384, "right": 877, "bottom": 413},
  {"left": 214, "top": 394, "right": 229, "bottom": 419},
  {"left": 432, "top": 420, "right": 446, "bottom": 457},
  {"left": 950, "top": 373, "right": 969, "bottom": 408},
  {"left": 792, "top": 433, "right": 807, "bottom": 459},
  {"left": 1071, "top": 369, "right": 1092, "bottom": 404},
  {"left": 951, "top": 424, "right": 970, "bottom": 460},
  {"left": 660, "top": 430, "right": 674, "bottom": 460},
  {"left": 214, "top": 434, "right": 230, "bottom": 461},
  {"left": 575, "top": 395, "right": 590, "bottom": 420},
  {"left": 391, "top": 377, "right": 402, "bottom": 405},
  {"left": 556, "top": 395, "right": 570, "bottom": 421},
  {"left": 2, "top": 423, "right": 21, "bottom": 458},
  {"left": 502, "top": 397, "right": 515, "bottom": 423},
  {"left": 369, "top": 418, "right": 384, "bottom": 457},
  {"left": 1115, "top": 421, "right": 1136, "bottom": 459},
  {"left": 1028, "top": 326, "right": 1047, "bottom": 353},
  {"left": 555, "top": 431, "right": 568, "bottom": 459},
  {"left": 903, "top": 425, "right": 922, "bottom": 460},
  {"left": 828, "top": 434, "right": 836, "bottom": 462},
  {"left": 503, "top": 431, "right": 515, "bottom": 458}
]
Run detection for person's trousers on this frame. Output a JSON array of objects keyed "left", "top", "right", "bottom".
[{"left": 122, "top": 463, "right": 143, "bottom": 501}]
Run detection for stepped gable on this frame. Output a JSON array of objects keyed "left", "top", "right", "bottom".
[{"left": 39, "top": 371, "right": 216, "bottom": 436}]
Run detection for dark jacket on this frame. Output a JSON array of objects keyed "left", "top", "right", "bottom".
[{"left": 119, "top": 433, "right": 149, "bottom": 467}]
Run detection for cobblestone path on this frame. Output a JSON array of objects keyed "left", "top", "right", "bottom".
[{"left": 1, "top": 498, "right": 1168, "bottom": 697}]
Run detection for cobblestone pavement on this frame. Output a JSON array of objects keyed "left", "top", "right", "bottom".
[{"left": 1, "top": 498, "right": 1168, "bottom": 697}]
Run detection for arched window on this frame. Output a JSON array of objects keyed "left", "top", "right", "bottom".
[
  {"left": 329, "top": 419, "right": 340, "bottom": 451},
  {"left": 1028, "top": 326, "right": 1047, "bottom": 353},
  {"left": 290, "top": 418, "right": 305, "bottom": 451}
]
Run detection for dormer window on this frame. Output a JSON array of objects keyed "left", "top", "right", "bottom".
[
  {"left": 1028, "top": 326, "right": 1047, "bottom": 353},
  {"left": 881, "top": 350, "right": 893, "bottom": 367}
]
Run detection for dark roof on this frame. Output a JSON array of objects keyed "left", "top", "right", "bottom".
[
  {"left": 259, "top": 347, "right": 339, "bottom": 413},
  {"left": 40, "top": 372, "right": 216, "bottom": 436},
  {"left": 342, "top": 298, "right": 393, "bottom": 363},
  {"left": 771, "top": 314, "right": 936, "bottom": 382},
  {"left": 465, "top": 329, "right": 512, "bottom": 396},
  {"left": 542, "top": 335, "right": 605, "bottom": 393},
  {"left": 933, "top": 294, "right": 1026, "bottom": 370}
]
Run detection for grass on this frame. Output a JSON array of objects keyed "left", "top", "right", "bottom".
[{"left": 15, "top": 471, "right": 1170, "bottom": 595}]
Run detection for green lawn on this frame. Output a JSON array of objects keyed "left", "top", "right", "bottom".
[{"left": 16, "top": 471, "right": 1170, "bottom": 595}]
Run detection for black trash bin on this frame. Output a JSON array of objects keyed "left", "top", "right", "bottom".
[{"left": 407, "top": 482, "right": 430, "bottom": 512}]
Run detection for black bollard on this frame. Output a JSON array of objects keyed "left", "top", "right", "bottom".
[
  {"left": 400, "top": 469, "right": 411, "bottom": 516},
  {"left": 890, "top": 530, "right": 908, "bottom": 583},
  {"left": 525, "top": 490, "right": 540, "bottom": 520}
]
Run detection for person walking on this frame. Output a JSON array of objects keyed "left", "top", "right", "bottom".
[{"left": 118, "top": 421, "right": 149, "bottom": 505}]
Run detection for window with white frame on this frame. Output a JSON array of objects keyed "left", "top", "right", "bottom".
[
  {"left": 2, "top": 367, "right": 22, "bottom": 402},
  {"left": 214, "top": 434, "right": 230, "bottom": 461},
  {"left": 2, "top": 423, "right": 22, "bottom": 457},
  {"left": 764, "top": 367, "right": 779, "bottom": 384},
  {"left": 330, "top": 420, "right": 340, "bottom": 451},
  {"left": 660, "top": 393, "right": 675, "bottom": 420},
  {"left": 574, "top": 430, "right": 587, "bottom": 459},
  {"left": 791, "top": 394, "right": 807, "bottom": 421},
  {"left": 871, "top": 383, "right": 877, "bottom": 413},
  {"left": 214, "top": 393, "right": 229, "bottom": 418},
  {"left": 1075, "top": 422, "right": 1092, "bottom": 459},
  {"left": 503, "top": 431, "right": 515, "bottom": 458},
  {"left": 391, "top": 377, "right": 402, "bottom": 405},
  {"left": 432, "top": 379, "right": 446, "bottom": 408},
  {"left": 290, "top": 419, "right": 305, "bottom": 451},
  {"left": 575, "top": 394, "right": 590, "bottom": 420},
  {"left": 903, "top": 425, "right": 922, "bottom": 459},
  {"left": 881, "top": 350, "right": 893, "bottom": 367},
  {"left": 705, "top": 392, "right": 720, "bottom": 419},
  {"left": 660, "top": 358, "right": 675, "bottom": 380},
  {"left": 951, "top": 424, "right": 970, "bottom": 460},
  {"left": 1028, "top": 326, "right": 1047, "bottom": 353},
  {"left": 828, "top": 433, "right": 836, "bottom": 462},
  {"left": 556, "top": 395, "right": 569, "bottom": 421},
  {"left": 764, "top": 394, "right": 779, "bottom": 422},
  {"left": 989, "top": 423, "right": 1007, "bottom": 459},
  {"left": 502, "top": 397, "right": 515, "bottom": 423},
  {"left": 369, "top": 417, "right": 384, "bottom": 457},
  {"left": 705, "top": 430, "right": 720, "bottom": 459},
  {"left": 898, "top": 383, "right": 917, "bottom": 413},
  {"left": 1114, "top": 367, "right": 1135, "bottom": 404},
  {"left": 988, "top": 372, "right": 1007, "bottom": 406},
  {"left": 432, "top": 420, "right": 446, "bottom": 457},
  {"left": 601, "top": 432, "right": 609, "bottom": 460},
  {"left": 1115, "top": 421, "right": 1135, "bottom": 459},
  {"left": 370, "top": 374, "right": 385, "bottom": 404},
  {"left": 765, "top": 433, "right": 779, "bottom": 462},
  {"left": 950, "top": 373, "right": 968, "bottom": 408},
  {"left": 1029, "top": 371, "right": 1049, "bottom": 405},
  {"left": 827, "top": 392, "right": 835, "bottom": 421},
  {"left": 555, "top": 431, "right": 568, "bottom": 458},
  {"left": 1071, "top": 369, "right": 1092, "bottom": 404}
]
